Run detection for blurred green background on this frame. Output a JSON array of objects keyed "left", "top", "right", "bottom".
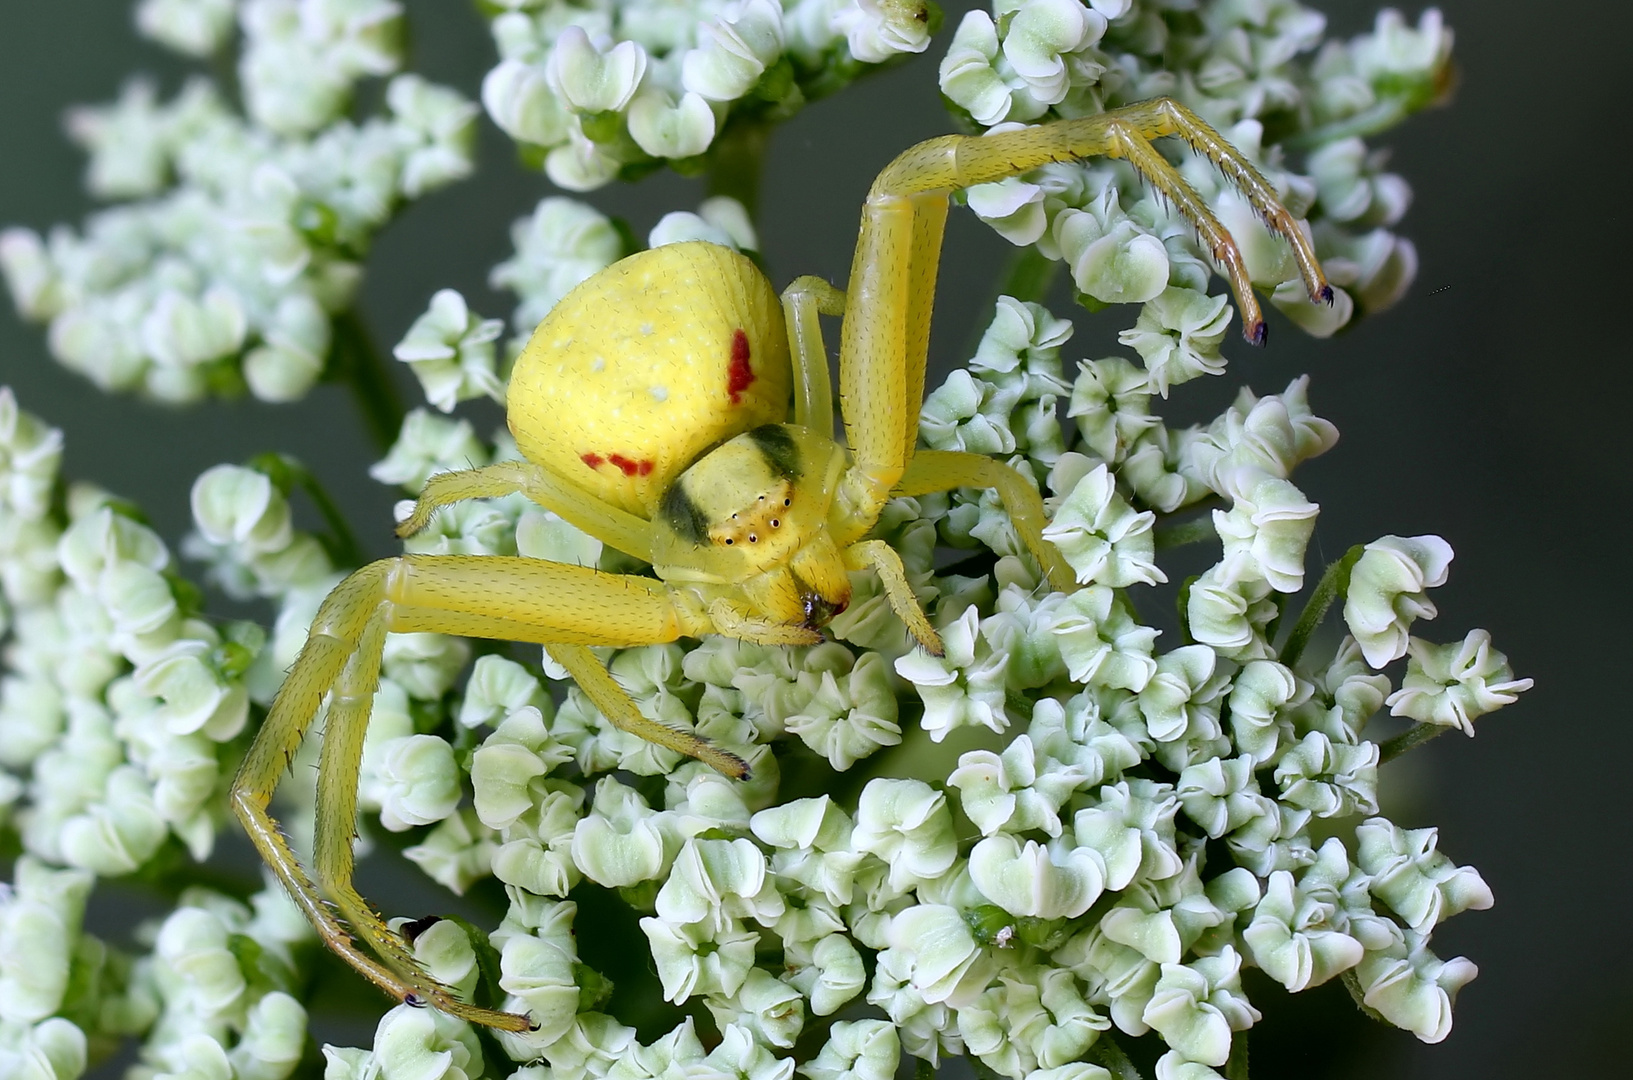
[{"left": 2, "top": 1, "right": 1628, "bottom": 1077}]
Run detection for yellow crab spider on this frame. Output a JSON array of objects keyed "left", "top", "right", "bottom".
[{"left": 231, "top": 97, "right": 1329, "bottom": 1031}]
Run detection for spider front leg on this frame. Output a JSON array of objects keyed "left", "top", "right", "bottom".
[{"left": 230, "top": 554, "right": 738, "bottom": 1030}]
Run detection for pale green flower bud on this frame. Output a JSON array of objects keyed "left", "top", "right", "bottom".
[
  {"left": 0, "top": 390, "right": 62, "bottom": 521},
  {"left": 1350, "top": 9, "right": 1453, "bottom": 92},
  {"left": 0, "top": 1017, "right": 87, "bottom": 1080},
  {"left": 1352, "top": 932, "right": 1477, "bottom": 1044},
  {"left": 370, "top": 410, "right": 489, "bottom": 493},
  {"left": 0, "top": 230, "right": 63, "bottom": 321},
  {"left": 1072, "top": 779, "right": 1182, "bottom": 891},
  {"left": 650, "top": 211, "right": 741, "bottom": 251},
  {"left": 656, "top": 838, "right": 784, "bottom": 928},
  {"left": 880, "top": 904, "right": 993, "bottom": 1007},
  {"left": 1117, "top": 288, "right": 1231, "bottom": 397},
  {"left": 495, "top": 927, "right": 582, "bottom": 1045},
  {"left": 382, "top": 631, "right": 470, "bottom": 700},
  {"left": 1343, "top": 535, "right": 1453, "bottom": 668},
  {"left": 1274, "top": 731, "right": 1378, "bottom": 818},
  {"left": 1000, "top": 0, "right": 1103, "bottom": 103},
  {"left": 369, "top": 1002, "right": 484, "bottom": 1080},
  {"left": 154, "top": 905, "right": 247, "bottom": 1019},
  {"left": 393, "top": 289, "right": 505, "bottom": 413},
  {"left": 798, "top": 1019, "right": 898, "bottom": 1080},
  {"left": 894, "top": 606, "right": 1011, "bottom": 741},
  {"left": 1067, "top": 357, "right": 1156, "bottom": 462},
  {"left": 966, "top": 178, "right": 1049, "bottom": 247},
  {"left": 1241, "top": 868, "right": 1363, "bottom": 993},
  {"left": 919, "top": 370, "right": 1016, "bottom": 456},
  {"left": 851, "top": 779, "right": 958, "bottom": 893},
  {"left": 959, "top": 966, "right": 1108, "bottom": 1076},
  {"left": 134, "top": 637, "right": 250, "bottom": 739},
  {"left": 1385, "top": 629, "right": 1532, "bottom": 734},
  {"left": 458, "top": 654, "right": 551, "bottom": 730},
  {"left": 641, "top": 915, "right": 759, "bottom": 1003},
  {"left": 243, "top": 295, "right": 330, "bottom": 403},
  {"left": 1047, "top": 585, "right": 1158, "bottom": 690},
  {"left": 834, "top": 0, "right": 932, "bottom": 63},
  {"left": 136, "top": 0, "right": 235, "bottom": 56},
  {"left": 948, "top": 733, "right": 1069, "bottom": 837},
  {"left": 375, "top": 734, "right": 461, "bottom": 831},
  {"left": 1141, "top": 947, "right": 1259, "bottom": 1068},
  {"left": 571, "top": 778, "right": 673, "bottom": 887},
  {"left": 1355, "top": 817, "right": 1492, "bottom": 933},
  {"left": 230, "top": 990, "right": 307, "bottom": 1080},
  {"left": 1213, "top": 476, "right": 1319, "bottom": 593},
  {"left": 190, "top": 464, "right": 293, "bottom": 559},
  {"left": 627, "top": 90, "right": 717, "bottom": 159},
  {"left": 404, "top": 810, "right": 496, "bottom": 895},
  {"left": 59, "top": 766, "right": 168, "bottom": 874},
  {"left": 63, "top": 79, "right": 171, "bottom": 199},
  {"left": 1186, "top": 566, "right": 1275, "bottom": 660},
  {"left": 0, "top": 858, "right": 93, "bottom": 1023},
  {"left": 786, "top": 933, "right": 866, "bottom": 1016},
  {"left": 706, "top": 967, "right": 804, "bottom": 1049},
  {"left": 483, "top": 59, "right": 571, "bottom": 147},
  {"left": 1137, "top": 644, "right": 1226, "bottom": 746},
  {"left": 1227, "top": 659, "right": 1307, "bottom": 764},
  {"left": 0, "top": 675, "right": 65, "bottom": 768},
  {"left": 939, "top": 12, "right": 1012, "bottom": 125},
  {"left": 141, "top": 285, "right": 247, "bottom": 369},
  {"left": 1058, "top": 213, "right": 1171, "bottom": 306},
  {"left": 1315, "top": 224, "right": 1417, "bottom": 313},
  {"left": 969, "top": 834, "right": 1104, "bottom": 919},
  {"left": 1176, "top": 756, "right": 1269, "bottom": 840},
  {"left": 1042, "top": 464, "right": 1163, "bottom": 587},
  {"left": 548, "top": 28, "right": 647, "bottom": 115},
  {"left": 1270, "top": 278, "right": 1354, "bottom": 337},
  {"left": 682, "top": 0, "right": 785, "bottom": 102},
  {"left": 1153, "top": 1053, "right": 1222, "bottom": 1080},
  {"left": 783, "top": 650, "right": 901, "bottom": 770},
  {"left": 605, "top": 1018, "right": 707, "bottom": 1080},
  {"left": 491, "top": 197, "right": 624, "bottom": 330},
  {"left": 387, "top": 74, "right": 479, "bottom": 198}
]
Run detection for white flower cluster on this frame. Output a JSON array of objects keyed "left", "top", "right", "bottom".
[
  {"left": 943, "top": 2, "right": 1452, "bottom": 337},
  {"left": 478, "top": 0, "right": 933, "bottom": 191},
  {"left": 0, "top": 388, "right": 337, "bottom": 1078},
  {"left": 1, "top": 1, "right": 477, "bottom": 404},
  {"left": 307, "top": 268, "right": 1525, "bottom": 1078}
]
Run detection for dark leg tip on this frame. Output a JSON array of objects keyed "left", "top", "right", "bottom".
[
  {"left": 527, "top": 1014, "right": 542, "bottom": 1033},
  {"left": 1244, "top": 319, "right": 1268, "bottom": 347},
  {"left": 401, "top": 915, "right": 442, "bottom": 943},
  {"left": 1319, "top": 283, "right": 1334, "bottom": 306},
  {"left": 404, "top": 993, "right": 426, "bottom": 1008}
]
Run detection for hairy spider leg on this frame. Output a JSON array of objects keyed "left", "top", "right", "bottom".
[{"left": 232, "top": 553, "right": 743, "bottom": 1030}]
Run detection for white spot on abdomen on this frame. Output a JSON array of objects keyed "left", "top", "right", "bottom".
[
  {"left": 640, "top": 323, "right": 654, "bottom": 336},
  {"left": 591, "top": 356, "right": 606, "bottom": 373},
  {"left": 649, "top": 385, "right": 669, "bottom": 402}
]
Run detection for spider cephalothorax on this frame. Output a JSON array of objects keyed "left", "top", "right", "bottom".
[{"left": 232, "top": 98, "right": 1330, "bottom": 1031}]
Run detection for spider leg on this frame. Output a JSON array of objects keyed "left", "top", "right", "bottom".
[
  {"left": 781, "top": 275, "right": 844, "bottom": 434},
  {"left": 843, "top": 539, "right": 943, "bottom": 655},
  {"left": 895, "top": 449, "right": 1078, "bottom": 593},
  {"left": 869, "top": 97, "right": 1330, "bottom": 345},
  {"left": 395, "top": 459, "right": 655, "bottom": 563},
  {"left": 232, "top": 554, "right": 738, "bottom": 1028}
]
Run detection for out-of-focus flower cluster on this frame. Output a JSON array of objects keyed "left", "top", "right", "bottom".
[
  {"left": 1, "top": 0, "right": 477, "bottom": 404},
  {"left": 942, "top": 2, "right": 1451, "bottom": 338},
  {"left": 477, "top": 0, "right": 934, "bottom": 191}
]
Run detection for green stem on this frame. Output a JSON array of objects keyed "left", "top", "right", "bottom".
[
  {"left": 1378, "top": 721, "right": 1449, "bottom": 763},
  {"left": 248, "top": 452, "right": 364, "bottom": 568},
  {"left": 1153, "top": 512, "right": 1217, "bottom": 550},
  {"left": 329, "top": 308, "right": 406, "bottom": 454},
  {"left": 1278, "top": 544, "right": 1366, "bottom": 668},
  {"left": 706, "top": 120, "right": 771, "bottom": 222},
  {"left": 995, "top": 245, "right": 1060, "bottom": 305},
  {"left": 1088, "top": 1032, "right": 1145, "bottom": 1080},
  {"left": 1225, "top": 1034, "right": 1251, "bottom": 1080}
]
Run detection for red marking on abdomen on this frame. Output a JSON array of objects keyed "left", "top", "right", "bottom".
[
  {"left": 727, "top": 329, "right": 754, "bottom": 404},
  {"left": 580, "top": 452, "right": 604, "bottom": 468},
  {"left": 607, "top": 453, "right": 654, "bottom": 477}
]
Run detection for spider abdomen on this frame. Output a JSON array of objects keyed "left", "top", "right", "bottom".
[{"left": 507, "top": 241, "right": 792, "bottom": 517}]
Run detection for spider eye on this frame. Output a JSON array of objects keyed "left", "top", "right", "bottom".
[
  {"left": 783, "top": 498, "right": 791, "bottom": 506},
  {"left": 769, "top": 519, "right": 780, "bottom": 527},
  {"left": 748, "top": 534, "right": 758, "bottom": 543},
  {"left": 724, "top": 538, "right": 734, "bottom": 545}
]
